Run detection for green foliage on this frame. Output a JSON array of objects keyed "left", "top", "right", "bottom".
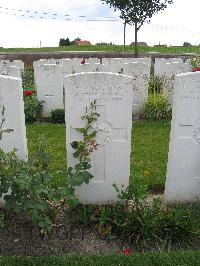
[
  {"left": 101, "top": 0, "right": 173, "bottom": 54},
  {"left": 113, "top": 175, "right": 148, "bottom": 202},
  {"left": 21, "top": 65, "right": 43, "bottom": 123},
  {"left": 101, "top": 0, "right": 173, "bottom": 27},
  {"left": 142, "top": 94, "right": 172, "bottom": 121},
  {"left": 68, "top": 101, "right": 100, "bottom": 190},
  {"left": 0, "top": 144, "right": 68, "bottom": 233},
  {"left": 183, "top": 42, "right": 192, "bottom": 47},
  {"left": 21, "top": 65, "right": 35, "bottom": 91},
  {"left": 50, "top": 109, "right": 65, "bottom": 123},
  {"left": 79, "top": 176, "right": 193, "bottom": 248},
  {"left": 148, "top": 74, "right": 164, "bottom": 94},
  {"left": 0, "top": 101, "right": 100, "bottom": 233},
  {"left": 0, "top": 211, "right": 5, "bottom": 228},
  {"left": 24, "top": 94, "right": 43, "bottom": 123},
  {"left": 59, "top": 38, "right": 71, "bottom": 46},
  {"left": 191, "top": 56, "right": 200, "bottom": 69}
]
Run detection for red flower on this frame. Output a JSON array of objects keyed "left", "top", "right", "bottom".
[
  {"left": 80, "top": 58, "right": 86, "bottom": 64},
  {"left": 123, "top": 247, "right": 132, "bottom": 256},
  {"left": 192, "top": 67, "right": 200, "bottom": 72},
  {"left": 23, "top": 90, "right": 33, "bottom": 96}
]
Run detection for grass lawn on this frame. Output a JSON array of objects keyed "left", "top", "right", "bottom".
[
  {"left": 27, "top": 121, "right": 171, "bottom": 190},
  {"left": 0, "top": 45, "right": 200, "bottom": 54},
  {"left": 1, "top": 252, "right": 200, "bottom": 266}
]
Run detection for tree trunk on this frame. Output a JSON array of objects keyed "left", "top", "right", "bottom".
[
  {"left": 134, "top": 21, "right": 138, "bottom": 57},
  {"left": 123, "top": 22, "right": 126, "bottom": 51}
]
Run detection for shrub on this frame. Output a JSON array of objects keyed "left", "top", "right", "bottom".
[
  {"left": 51, "top": 109, "right": 65, "bottom": 123},
  {"left": 24, "top": 94, "right": 43, "bottom": 123},
  {"left": 0, "top": 101, "right": 100, "bottom": 233},
  {"left": 148, "top": 74, "right": 164, "bottom": 94},
  {"left": 21, "top": 65, "right": 35, "bottom": 92},
  {"left": 78, "top": 176, "right": 194, "bottom": 249},
  {"left": 0, "top": 145, "right": 70, "bottom": 233},
  {"left": 142, "top": 94, "right": 172, "bottom": 121}
]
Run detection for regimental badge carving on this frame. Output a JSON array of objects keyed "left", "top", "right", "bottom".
[
  {"left": 193, "top": 127, "right": 200, "bottom": 144},
  {"left": 193, "top": 119, "right": 200, "bottom": 144},
  {"left": 92, "top": 122, "right": 111, "bottom": 146}
]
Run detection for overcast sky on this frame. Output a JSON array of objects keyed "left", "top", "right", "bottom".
[{"left": 0, "top": 0, "right": 199, "bottom": 48}]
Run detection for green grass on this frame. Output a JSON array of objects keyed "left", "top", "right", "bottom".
[
  {"left": 27, "top": 121, "right": 171, "bottom": 190},
  {"left": 1, "top": 252, "right": 200, "bottom": 266},
  {"left": 1, "top": 45, "right": 200, "bottom": 54},
  {"left": 131, "top": 121, "right": 171, "bottom": 190},
  {"left": 27, "top": 123, "right": 67, "bottom": 187}
]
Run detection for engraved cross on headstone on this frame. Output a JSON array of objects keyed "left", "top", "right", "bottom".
[
  {"left": 70, "top": 104, "right": 127, "bottom": 183},
  {"left": 83, "top": 105, "right": 127, "bottom": 183}
]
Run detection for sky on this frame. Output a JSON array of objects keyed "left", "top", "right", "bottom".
[{"left": 0, "top": 0, "right": 199, "bottom": 48}]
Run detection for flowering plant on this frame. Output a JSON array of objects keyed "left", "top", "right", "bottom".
[
  {"left": 23, "top": 90, "right": 33, "bottom": 96},
  {"left": 80, "top": 58, "right": 86, "bottom": 64},
  {"left": 191, "top": 56, "right": 200, "bottom": 72}
]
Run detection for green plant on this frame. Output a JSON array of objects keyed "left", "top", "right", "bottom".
[
  {"left": 113, "top": 175, "right": 148, "bottom": 203},
  {"left": 67, "top": 101, "right": 100, "bottom": 189},
  {"left": 24, "top": 94, "right": 43, "bottom": 123},
  {"left": 21, "top": 65, "right": 35, "bottom": 92},
  {"left": 78, "top": 174, "right": 193, "bottom": 249},
  {"left": 0, "top": 101, "right": 100, "bottom": 233},
  {"left": 51, "top": 109, "right": 65, "bottom": 124},
  {"left": 159, "top": 206, "right": 193, "bottom": 243},
  {"left": 0, "top": 211, "right": 4, "bottom": 228},
  {"left": 190, "top": 56, "right": 200, "bottom": 69},
  {"left": 142, "top": 94, "right": 172, "bottom": 121},
  {"left": 148, "top": 74, "right": 164, "bottom": 94}
]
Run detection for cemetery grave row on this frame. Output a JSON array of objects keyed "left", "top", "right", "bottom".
[
  {"left": 0, "top": 60, "right": 24, "bottom": 78},
  {"left": 33, "top": 57, "right": 192, "bottom": 117},
  {"left": 0, "top": 63, "right": 200, "bottom": 204}
]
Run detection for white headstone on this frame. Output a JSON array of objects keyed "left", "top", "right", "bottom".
[
  {"left": 155, "top": 61, "right": 192, "bottom": 104},
  {"left": 165, "top": 72, "right": 200, "bottom": 203},
  {"left": 97, "top": 63, "right": 123, "bottom": 74},
  {"left": 10, "top": 60, "right": 24, "bottom": 72},
  {"left": 7, "top": 66, "right": 21, "bottom": 78},
  {"left": 35, "top": 64, "right": 64, "bottom": 117},
  {"left": 59, "top": 59, "right": 79, "bottom": 76},
  {"left": 98, "top": 62, "right": 151, "bottom": 113},
  {"left": 0, "top": 65, "right": 7, "bottom": 75},
  {"left": 0, "top": 75, "right": 28, "bottom": 160},
  {"left": 65, "top": 72, "right": 133, "bottom": 204},
  {"left": 85, "top": 58, "right": 100, "bottom": 64},
  {"left": 33, "top": 59, "right": 49, "bottom": 68},
  {"left": 73, "top": 63, "right": 101, "bottom": 73},
  {"left": 123, "top": 62, "right": 151, "bottom": 113},
  {"left": 102, "top": 57, "right": 151, "bottom": 65}
]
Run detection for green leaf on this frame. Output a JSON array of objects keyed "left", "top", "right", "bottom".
[
  {"left": 76, "top": 128, "right": 87, "bottom": 135},
  {"left": 71, "top": 141, "right": 78, "bottom": 149},
  {"left": 75, "top": 162, "right": 91, "bottom": 171},
  {"left": 73, "top": 151, "right": 79, "bottom": 158}
]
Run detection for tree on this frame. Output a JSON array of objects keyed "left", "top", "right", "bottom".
[
  {"left": 59, "top": 38, "right": 66, "bottom": 46},
  {"left": 101, "top": 0, "right": 173, "bottom": 56},
  {"left": 59, "top": 38, "right": 71, "bottom": 46},
  {"left": 183, "top": 42, "right": 192, "bottom": 47}
]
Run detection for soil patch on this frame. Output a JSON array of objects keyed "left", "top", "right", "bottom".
[{"left": 0, "top": 209, "right": 121, "bottom": 256}]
